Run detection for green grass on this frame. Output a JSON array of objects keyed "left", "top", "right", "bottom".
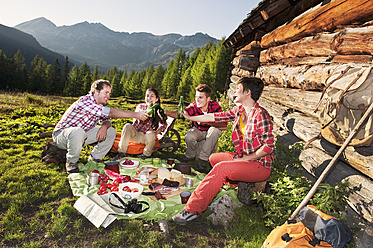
[
  {"left": 0, "top": 92, "right": 272, "bottom": 247},
  {"left": 0, "top": 91, "right": 353, "bottom": 247}
]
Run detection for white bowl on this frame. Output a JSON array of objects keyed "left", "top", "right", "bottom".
[{"left": 118, "top": 182, "right": 143, "bottom": 199}]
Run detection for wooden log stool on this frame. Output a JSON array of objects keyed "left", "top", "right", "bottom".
[{"left": 237, "top": 178, "right": 272, "bottom": 206}]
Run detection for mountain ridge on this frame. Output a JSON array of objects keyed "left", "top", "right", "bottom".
[{"left": 15, "top": 17, "right": 219, "bottom": 71}]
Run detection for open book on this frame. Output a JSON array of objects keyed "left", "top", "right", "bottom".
[{"left": 74, "top": 193, "right": 128, "bottom": 228}]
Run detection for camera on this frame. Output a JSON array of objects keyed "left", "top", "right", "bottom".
[
  {"left": 109, "top": 193, "right": 149, "bottom": 214},
  {"left": 124, "top": 199, "right": 143, "bottom": 214}
]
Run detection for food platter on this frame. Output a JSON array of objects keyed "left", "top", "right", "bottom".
[{"left": 119, "top": 159, "right": 140, "bottom": 169}]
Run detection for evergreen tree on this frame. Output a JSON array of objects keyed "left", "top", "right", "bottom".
[
  {"left": 177, "top": 66, "right": 193, "bottom": 99},
  {"left": 141, "top": 65, "right": 155, "bottom": 94},
  {"left": 161, "top": 59, "right": 174, "bottom": 98},
  {"left": 92, "top": 65, "right": 100, "bottom": 81},
  {"left": 60, "top": 56, "right": 70, "bottom": 95},
  {"left": 110, "top": 74, "right": 121, "bottom": 97},
  {"left": 150, "top": 65, "right": 165, "bottom": 91},
  {"left": 63, "top": 65, "right": 80, "bottom": 96},
  {"left": 46, "top": 59, "right": 62, "bottom": 94},
  {"left": 12, "top": 50, "right": 28, "bottom": 91},
  {"left": 123, "top": 70, "right": 136, "bottom": 97},
  {"left": 0, "top": 50, "right": 8, "bottom": 90},
  {"left": 119, "top": 70, "right": 128, "bottom": 96},
  {"left": 79, "top": 62, "right": 92, "bottom": 95},
  {"left": 210, "top": 39, "right": 231, "bottom": 98},
  {"left": 28, "top": 55, "right": 48, "bottom": 93}
]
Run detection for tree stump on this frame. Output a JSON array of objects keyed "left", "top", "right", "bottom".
[{"left": 237, "top": 179, "right": 271, "bottom": 206}]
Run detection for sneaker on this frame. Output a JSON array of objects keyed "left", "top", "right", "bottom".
[
  {"left": 66, "top": 162, "right": 79, "bottom": 174},
  {"left": 137, "top": 153, "right": 150, "bottom": 160},
  {"left": 179, "top": 155, "right": 194, "bottom": 163},
  {"left": 113, "top": 152, "right": 127, "bottom": 161},
  {"left": 88, "top": 156, "right": 104, "bottom": 163},
  {"left": 172, "top": 209, "right": 199, "bottom": 225}
]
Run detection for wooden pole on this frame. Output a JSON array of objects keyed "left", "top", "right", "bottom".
[{"left": 288, "top": 101, "right": 373, "bottom": 220}]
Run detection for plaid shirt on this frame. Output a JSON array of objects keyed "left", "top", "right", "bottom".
[
  {"left": 53, "top": 94, "right": 111, "bottom": 135},
  {"left": 133, "top": 103, "right": 167, "bottom": 134},
  {"left": 213, "top": 102, "right": 274, "bottom": 168},
  {"left": 185, "top": 100, "right": 222, "bottom": 131}
]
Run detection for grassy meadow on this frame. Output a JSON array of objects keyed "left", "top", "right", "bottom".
[{"left": 0, "top": 92, "right": 273, "bottom": 247}]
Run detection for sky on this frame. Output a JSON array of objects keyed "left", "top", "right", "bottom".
[{"left": 0, "top": 0, "right": 262, "bottom": 39}]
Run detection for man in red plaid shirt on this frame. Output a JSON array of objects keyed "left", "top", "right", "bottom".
[
  {"left": 53, "top": 79, "right": 148, "bottom": 173},
  {"left": 173, "top": 77, "right": 274, "bottom": 225},
  {"left": 166, "top": 84, "right": 226, "bottom": 172}
]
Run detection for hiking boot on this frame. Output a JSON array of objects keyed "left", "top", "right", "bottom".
[
  {"left": 179, "top": 155, "right": 194, "bottom": 163},
  {"left": 113, "top": 152, "right": 127, "bottom": 161},
  {"left": 88, "top": 156, "right": 104, "bottom": 163},
  {"left": 66, "top": 162, "right": 79, "bottom": 174},
  {"left": 197, "top": 159, "right": 208, "bottom": 173},
  {"left": 172, "top": 209, "right": 199, "bottom": 225},
  {"left": 137, "top": 153, "right": 150, "bottom": 160}
]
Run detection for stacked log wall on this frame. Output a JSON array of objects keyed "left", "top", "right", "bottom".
[{"left": 227, "top": 0, "right": 373, "bottom": 222}]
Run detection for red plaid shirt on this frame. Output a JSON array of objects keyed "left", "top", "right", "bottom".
[
  {"left": 133, "top": 103, "right": 167, "bottom": 134},
  {"left": 185, "top": 100, "right": 222, "bottom": 131},
  {"left": 53, "top": 94, "right": 111, "bottom": 135},
  {"left": 213, "top": 102, "right": 274, "bottom": 168}
]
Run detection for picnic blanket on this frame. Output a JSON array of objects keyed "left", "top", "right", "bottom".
[{"left": 68, "top": 157, "right": 240, "bottom": 222}]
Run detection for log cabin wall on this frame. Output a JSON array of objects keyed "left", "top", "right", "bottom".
[{"left": 224, "top": 0, "right": 373, "bottom": 222}]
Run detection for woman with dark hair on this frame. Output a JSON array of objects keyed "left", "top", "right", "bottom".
[{"left": 114, "top": 88, "right": 167, "bottom": 160}]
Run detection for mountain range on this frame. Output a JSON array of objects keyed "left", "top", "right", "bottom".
[{"left": 13, "top": 17, "right": 219, "bottom": 71}]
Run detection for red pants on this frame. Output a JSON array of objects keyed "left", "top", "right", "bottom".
[{"left": 184, "top": 152, "right": 271, "bottom": 215}]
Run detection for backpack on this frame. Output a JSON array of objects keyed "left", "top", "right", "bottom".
[
  {"left": 315, "top": 65, "right": 373, "bottom": 147},
  {"left": 262, "top": 205, "right": 353, "bottom": 248}
]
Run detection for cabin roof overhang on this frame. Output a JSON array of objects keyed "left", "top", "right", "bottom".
[{"left": 223, "top": 0, "right": 324, "bottom": 50}]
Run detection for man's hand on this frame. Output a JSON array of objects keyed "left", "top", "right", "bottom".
[
  {"left": 96, "top": 126, "right": 108, "bottom": 142},
  {"left": 136, "top": 111, "right": 149, "bottom": 121}
]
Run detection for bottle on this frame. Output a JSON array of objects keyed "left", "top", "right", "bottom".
[
  {"left": 145, "top": 102, "right": 159, "bottom": 118},
  {"left": 158, "top": 107, "right": 168, "bottom": 121},
  {"left": 177, "top": 96, "right": 184, "bottom": 119},
  {"left": 139, "top": 167, "right": 149, "bottom": 185}
]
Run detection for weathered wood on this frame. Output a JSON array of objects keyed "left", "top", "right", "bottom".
[
  {"left": 259, "top": 25, "right": 373, "bottom": 64},
  {"left": 343, "top": 175, "right": 373, "bottom": 222},
  {"left": 260, "top": 0, "right": 373, "bottom": 49},
  {"left": 257, "top": 63, "right": 373, "bottom": 91},
  {"left": 259, "top": 95, "right": 373, "bottom": 179},
  {"left": 260, "top": 85, "right": 324, "bottom": 119}
]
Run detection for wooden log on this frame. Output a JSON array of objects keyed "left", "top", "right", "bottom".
[
  {"left": 260, "top": 85, "right": 325, "bottom": 118},
  {"left": 232, "top": 56, "right": 260, "bottom": 71},
  {"left": 260, "top": 25, "right": 373, "bottom": 64},
  {"left": 331, "top": 55, "right": 373, "bottom": 63},
  {"left": 258, "top": 63, "right": 373, "bottom": 91},
  {"left": 260, "top": 0, "right": 373, "bottom": 49},
  {"left": 259, "top": 92, "right": 373, "bottom": 178},
  {"left": 343, "top": 175, "right": 373, "bottom": 222},
  {"left": 334, "top": 25, "right": 373, "bottom": 55}
]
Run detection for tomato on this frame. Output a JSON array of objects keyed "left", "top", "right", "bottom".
[
  {"left": 111, "top": 186, "right": 119, "bottom": 191},
  {"left": 148, "top": 180, "right": 153, "bottom": 184},
  {"left": 106, "top": 183, "right": 113, "bottom": 189},
  {"left": 99, "top": 184, "right": 107, "bottom": 191},
  {"left": 132, "top": 188, "right": 139, "bottom": 193},
  {"left": 130, "top": 179, "right": 137, "bottom": 182},
  {"left": 100, "top": 190, "right": 108, "bottom": 195},
  {"left": 112, "top": 179, "right": 120, "bottom": 186},
  {"left": 122, "top": 186, "right": 131, "bottom": 192}
]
